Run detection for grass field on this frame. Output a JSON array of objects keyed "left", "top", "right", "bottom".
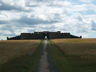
[
  {"left": 50, "top": 39, "right": 96, "bottom": 72},
  {"left": 0, "top": 40, "right": 42, "bottom": 72}
]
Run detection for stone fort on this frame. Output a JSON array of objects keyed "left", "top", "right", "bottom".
[{"left": 7, "top": 31, "right": 82, "bottom": 40}]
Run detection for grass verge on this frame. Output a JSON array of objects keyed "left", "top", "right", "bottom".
[
  {"left": 49, "top": 40, "right": 96, "bottom": 72},
  {"left": 1, "top": 40, "right": 44, "bottom": 72},
  {"left": 48, "top": 40, "right": 72, "bottom": 72}
]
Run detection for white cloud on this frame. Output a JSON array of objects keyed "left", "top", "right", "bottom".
[
  {"left": 0, "top": 0, "right": 96, "bottom": 39},
  {"left": 0, "top": 36, "right": 7, "bottom": 40},
  {"left": 1, "top": 0, "right": 26, "bottom": 7},
  {"left": 80, "top": 0, "right": 94, "bottom": 3},
  {"left": 0, "top": 11, "right": 22, "bottom": 21}
]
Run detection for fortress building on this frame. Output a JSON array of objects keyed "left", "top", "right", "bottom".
[{"left": 7, "top": 31, "right": 82, "bottom": 40}]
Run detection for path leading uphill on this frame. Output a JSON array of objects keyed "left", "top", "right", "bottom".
[
  {"left": 36, "top": 40, "right": 59, "bottom": 72},
  {"left": 38, "top": 40, "right": 50, "bottom": 72}
]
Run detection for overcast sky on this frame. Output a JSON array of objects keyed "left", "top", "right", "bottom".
[{"left": 0, "top": 0, "right": 96, "bottom": 39}]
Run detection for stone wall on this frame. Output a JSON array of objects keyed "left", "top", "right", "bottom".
[{"left": 7, "top": 31, "right": 82, "bottom": 40}]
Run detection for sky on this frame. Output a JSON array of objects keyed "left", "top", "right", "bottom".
[{"left": 0, "top": 0, "right": 96, "bottom": 40}]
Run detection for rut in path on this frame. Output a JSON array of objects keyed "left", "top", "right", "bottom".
[{"left": 38, "top": 40, "right": 49, "bottom": 72}]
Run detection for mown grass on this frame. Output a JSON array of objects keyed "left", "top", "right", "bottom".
[
  {"left": 49, "top": 39, "right": 96, "bottom": 72},
  {"left": 0, "top": 40, "right": 43, "bottom": 72}
]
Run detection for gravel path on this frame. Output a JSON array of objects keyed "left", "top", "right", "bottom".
[
  {"left": 36, "top": 40, "right": 59, "bottom": 72},
  {"left": 38, "top": 40, "right": 49, "bottom": 72}
]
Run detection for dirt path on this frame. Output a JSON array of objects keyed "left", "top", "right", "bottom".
[
  {"left": 36, "top": 40, "right": 59, "bottom": 72},
  {"left": 38, "top": 40, "right": 50, "bottom": 72}
]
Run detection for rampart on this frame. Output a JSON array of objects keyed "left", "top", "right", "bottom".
[{"left": 7, "top": 31, "right": 82, "bottom": 40}]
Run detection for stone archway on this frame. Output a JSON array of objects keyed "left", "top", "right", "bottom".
[{"left": 43, "top": 32, "right": 49, "bottom": 39}]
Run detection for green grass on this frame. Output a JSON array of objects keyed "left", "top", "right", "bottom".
[
  {"left": 1, "top": 40, "right": 44, "bottom": 72},
  {"left": 49, "top": 40, "right": 72, "bottom": 72},
  {"left": 49, "top": 40, "right": 96, "bottom": 72}
]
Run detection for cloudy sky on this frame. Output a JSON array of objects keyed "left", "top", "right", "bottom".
[{"left": 0, "top": 0, "right": 96, "bottom": 39}]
